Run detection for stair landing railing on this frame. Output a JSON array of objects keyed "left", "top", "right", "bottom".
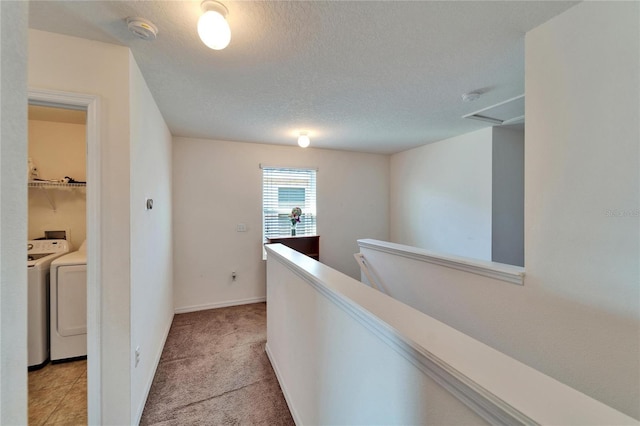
[{"left": 354, "top": 253, "right": 387, "bottom": 294}]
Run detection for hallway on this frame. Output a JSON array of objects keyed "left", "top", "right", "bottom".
[{"left": 140, "top": 303, "right": 293, "bottom": 424}]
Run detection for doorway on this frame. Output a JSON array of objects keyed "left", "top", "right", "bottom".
[{"left": 28, "top": 89, "right": 101, "bottom": 424}]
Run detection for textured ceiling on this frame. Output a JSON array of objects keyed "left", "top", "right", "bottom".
[{"left": 28, "top": 1, "right": 577, "bottom": 154}]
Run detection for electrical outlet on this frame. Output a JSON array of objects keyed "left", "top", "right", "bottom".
[
  {"left": 135, "top": 346, "right": 141, "bottom": 367},
  {"left": 236, "top": 223, "right": 246, "bottom": 232},
  {"left": 232, "top": 271, "right": 237, "bottom": 281}
]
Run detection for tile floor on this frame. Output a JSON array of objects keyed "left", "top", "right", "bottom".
[{"left": 28, "top": 359, "right": 87, "bottom": 425}]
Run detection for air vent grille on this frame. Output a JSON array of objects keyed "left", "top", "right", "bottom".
[{"left": 463, "top": 94, "right": 524, "bottom": 125}]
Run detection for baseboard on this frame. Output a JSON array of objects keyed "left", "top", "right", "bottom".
[
  {"left": 133, "top": 312, "right": 174, "bottom": 425},
  {"left": 265, "top": 343, "right": 301, "bottom": 425},
  {"left": 174, "top": 296, "right": 266, "bottom": 314}
]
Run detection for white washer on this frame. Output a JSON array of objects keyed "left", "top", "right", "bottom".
[
  {"left": 50, "top": 241, "right": 87, "bottom": 362},
  {"left": 27, "top": 239, "right": 72, "bottom": 370}
]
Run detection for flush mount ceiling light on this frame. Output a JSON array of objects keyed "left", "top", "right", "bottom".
[
  {"left": 198, "top": 0, "right": 231, "bottom": 50},
  {"left": 298, "top": 132, "right": 310, "bottom": 148}
]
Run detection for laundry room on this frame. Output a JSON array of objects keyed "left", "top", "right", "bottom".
[
  {"left": 28, "top": 105, "right": 86, "bottom": 248},
  {"left": 27, "top": 103, "right": 88, "bottom": 424}
]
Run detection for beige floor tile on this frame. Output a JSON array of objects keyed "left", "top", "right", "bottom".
[
  {"left": 29, "top": 360, "right": 87, "bottom": 392},
  {"left": 44, "top": 412, "right": 87, "bottom": 426},
  {"left": 43, "top": 383, "right": 87, "bottom": 425},
  {"left": 75, "top": 372, "right": 88, "bottom": 388},
  {"left": 28, "top": 386, "right": 72, "bottom": 426},
  {"left": 62, "top": 380, "right": 87, "bottom": 410},
  {"left": 29, "top": 360, "right": 88, "bottom": 426}
]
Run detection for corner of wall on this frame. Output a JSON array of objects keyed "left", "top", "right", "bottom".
[
  {"left": 0, "top": 1, "right": 29, "bottom": 424},
  {"left": 524, "top": 1, "right": 639, "bottom": 417},
  {"left": 128, "top": 51, "right": 174, "bottom": 423},
  {"left": 491, "top": 126, "right": 524, "bottom": 267}
]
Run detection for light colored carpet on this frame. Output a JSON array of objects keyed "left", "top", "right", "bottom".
[{"left": 140, "top": 303, "right": 294, "bottom": 425}]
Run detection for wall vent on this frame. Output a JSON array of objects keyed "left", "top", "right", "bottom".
[{"left": 463, "top": 94, "right": 524, "bottom": 125}]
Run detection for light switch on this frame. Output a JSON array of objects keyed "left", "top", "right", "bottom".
[{"left": 236, "top": 223, "right": 246, "bottom": 232}]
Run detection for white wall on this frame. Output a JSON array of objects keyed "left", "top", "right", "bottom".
[
  {"left": 525, "top": 1, "right": 639, "bottom": 417},
  {"left": 29, "top": 31, "right": 174, "bottom": 424},
  {"left": 28, "top": 120, "right": 86, "bottom": 182},
  {"left": 366, "top": 2, "right": 639, "bottom": 419},
  {"left": 28, "top": 30, "right": 132, "bottom": 424},
  {"left": 28, "top": 120, "right": 87, "bottom": 249},
  {"left": 0, "top": 1, "right": 28, "bottom": 423},
  {"left": 390, "top": 127, "right": 493, "bottom": 260},
  {"left": 358, "top": 240, "right": 640, "bottom": 423},
  {"left": 491, "top": 127, "right": 524, "bottom": 266},
  {"left": 278, "top": 242, "right": 636, "bottom": 424},
  {"left": 173, "top": 137, "right": 389, "bottom": 312},
  {"left": 129, "top": 54, "right": 174, "bottom": 423}
]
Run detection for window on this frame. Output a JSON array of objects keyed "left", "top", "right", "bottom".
[{"left": 262, "top": 166, "right": 317, "bottom": 242}]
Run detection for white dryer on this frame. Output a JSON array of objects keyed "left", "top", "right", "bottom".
[
  {"left": 50, "top": 241, "right": 87, "bottom": 362},
  {"left": 27, "top": 239, "right": 72, "bottom": 369}
]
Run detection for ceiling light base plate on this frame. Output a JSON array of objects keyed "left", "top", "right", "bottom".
[{"left": 201, "top": 0, "right": 228, "bottom": 18}]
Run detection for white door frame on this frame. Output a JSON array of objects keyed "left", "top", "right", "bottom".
[{"left": 28, "top": 88, "right": 101, "bottom": 424}]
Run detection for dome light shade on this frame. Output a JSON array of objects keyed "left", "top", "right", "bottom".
[
  {"left": 198, "top": 1, "right": 231, "bottom": 50},
  {"left": 298, "top": 133, "right": 310, "bottom": 148}
]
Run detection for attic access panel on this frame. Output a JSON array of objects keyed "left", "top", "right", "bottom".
[{"left": 463, "top": 94, "right": 524, "bottom": 125}]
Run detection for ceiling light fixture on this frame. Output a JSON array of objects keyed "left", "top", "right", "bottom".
[
  {"left": 298, "top": 132, "right": 310, "bottom": 148},
  {"left": 198, "top": 0, "right": 231, "bottom": 50}
]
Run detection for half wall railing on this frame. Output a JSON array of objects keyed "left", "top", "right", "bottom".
[{"left": 265, "top": 243, "right": 636, "bottom": 425}]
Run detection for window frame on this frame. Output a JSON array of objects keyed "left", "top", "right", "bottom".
[{"left": 261, "top": 165, "right": 318, "bottom": 249}]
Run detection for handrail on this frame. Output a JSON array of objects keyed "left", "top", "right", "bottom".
[
  {"left": 358, "top": 239, "right": 525, "bottom": 285},
  {"left": 353, "top": 253, "right": 386, "bottom": 294}
]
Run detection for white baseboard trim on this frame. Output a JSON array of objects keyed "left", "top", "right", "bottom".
[
  {"left": 134, "top": 312, "right": 174, "bottom": 425},
  {"left": 265, "top": 343, "right": 301, "bottom": 426},
  {"left": 174, "top": 296, "right": 266, "bottom": 314}
]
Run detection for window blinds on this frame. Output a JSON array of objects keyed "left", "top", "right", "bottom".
[{"left": 262, "top": 167, "right": 317, "bottom": 241}]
